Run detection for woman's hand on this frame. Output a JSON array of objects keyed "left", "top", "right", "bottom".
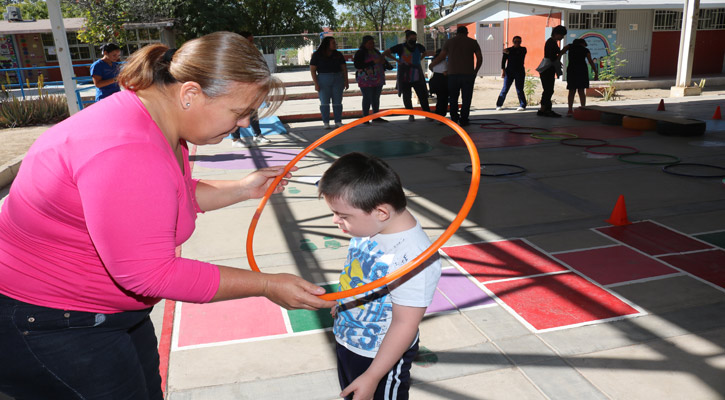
[
  {"left": 240, "top": 166, "right": 298, "bottom": 199},
  {"left": 314, "top": 82, "right": 320, "bottom": 92},
  {"left": 344, "top": 80, "right": 350, "bottom": 90},
  {"left": 262, "top": 273, "right": 337, "bottom": 310}
]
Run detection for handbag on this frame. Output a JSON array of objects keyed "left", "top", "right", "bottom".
[{"left": 535, "top": 58, "right": 552, "bottom": 73}]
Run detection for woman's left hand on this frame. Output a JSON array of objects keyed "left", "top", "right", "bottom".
[
  {"left": 240, "top": 166, "right": 298, "bottom": 199},
  {"left": 344, "top": 80, "right": 350, "bottom": 90}
]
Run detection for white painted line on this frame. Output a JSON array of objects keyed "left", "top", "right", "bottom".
[
  {"left": 654, "top": 248, "right": 718, "bottom": 258},
  {"left": 604, "top": 272, "right": 685, "bottom": 288},
  {"left": 548, "top": 243, "right": 620, "bottom": 255},
  {"left": 170, "top": 301, "right": 183, "bottom": 352}
]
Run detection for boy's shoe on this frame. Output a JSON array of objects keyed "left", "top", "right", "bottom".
[
  {"left": 254, "top": 136, "right": 270, "bottom": 144},
  {"left": 516, "top": 107, "right": 526, "bottom": 111}
]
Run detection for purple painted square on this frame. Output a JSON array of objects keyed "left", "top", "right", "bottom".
[
  {"left": 437, "top": 268, "right": 495, "bottom": 309},
  {"left": 426, "top": 289, "right": 456, "bottom": 314}
]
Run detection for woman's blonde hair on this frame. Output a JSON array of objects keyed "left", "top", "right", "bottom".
[{"left": 117, "top": 31, "right": 283, "bottom": 117}]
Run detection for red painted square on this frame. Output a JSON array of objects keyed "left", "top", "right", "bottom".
[
  {"left": 486, "top": 272, "right": 640, "bottom": 330},
  {"left": 554, "top": 245, "right": 678, "bottom": 285},
  {"left": 659, "top": 249, "right": 725, "bottom": 289},
  {"left": 441, "top": 239, "right": 568, "bottom": 283},
  {"left": 597, "top": 221, "right": 712, "bottom": 256},
  {"left": 177, "top": 297, "right": 287, "bottom": 347}
]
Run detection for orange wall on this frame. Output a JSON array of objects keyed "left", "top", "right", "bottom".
[{"left": 504, "top": 13, "right": 562, "bottom": 74}]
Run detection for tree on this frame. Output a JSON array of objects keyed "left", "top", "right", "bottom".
[
  {"left": 1, "top": 0, "right": 82, "bottom": 21},
  {"left": 172, "top": 0, "right": 336, "bottom": 39},
  {"left": 71, "top": 0, "right": 174, "bottom": 45},
  {"left": 336, "top": 0, "right": 408, "bottom": 31}
]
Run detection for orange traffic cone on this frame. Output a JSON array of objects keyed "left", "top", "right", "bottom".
[
  {"left": 713, "top": 106, "right": 722, "bottom": 120},
  {"left": 606, "top": 195, "right": 631, "bottom": 226},
  {"left": 657, "top": 99, "right": 665, "bottom": 111}
]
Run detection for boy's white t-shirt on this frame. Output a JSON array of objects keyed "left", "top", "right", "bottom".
[{"left": 333, "top": 221, "right": 442, "bottom": 358}]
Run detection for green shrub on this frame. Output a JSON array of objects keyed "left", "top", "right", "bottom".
[{"left": 0, "top": 95, "right": 69, "bottom": 128}]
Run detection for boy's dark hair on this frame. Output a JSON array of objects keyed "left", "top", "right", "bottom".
[
  {"left": 456, "top": 26, "right": 468, "bottom": 35},
  {"left": 240, "top": 31, "right": 252, "bottom": 39},
  {"left": 405, "top": 30, "right": 417, "bottom": 38},
  {"left": 512, "top": 36, "right": 522, "bottom": 42},
  {"left": 318, "top": 152, "right": 406, "bottom": 213},
  {"left": 552, "top": 25, "right": 567, "bottom": 36},
  {"left": 101, "top": 43, "right": 120, "bottom": 54}
]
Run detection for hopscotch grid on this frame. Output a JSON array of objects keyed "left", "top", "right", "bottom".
[
  {"left": 654, "top": 248, "right": 721, "bottom": 258},
  {"left": 647, "top": 219, "right": 719, "bottom": 249},
  {"left": 591, "top": 224, "right": 725, "bottom": 294},
  {"left": 548, "top": 243, "right": 620, "bottom": 255},
  {"left": 605, "top": 272, "right": 686, "bottom": 288}
]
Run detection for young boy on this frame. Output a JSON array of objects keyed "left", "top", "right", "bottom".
[{"left": 318, "top": 152, "right": 442, "bottom": 400}]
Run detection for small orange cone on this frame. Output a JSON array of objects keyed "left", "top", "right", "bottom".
[
  {"left": 657, "top": 99, "right": 665, "bottom": 111},
  {"left": 713, "top": 106, "right": 722, "bottom": 120},
  {"left": 606, "top": 195, "right": 631, "bottom": 226}
]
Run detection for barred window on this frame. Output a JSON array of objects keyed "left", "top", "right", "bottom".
[
  {"left": 569, "top": 11, "right": 617, "bottom": 29},
  {"left": 699, "top": 8, "right": 725, "bottom": 29},
  {"left": 41, "top": 32, "right": 92, "bottom": 62},
  {"left": 655, "top": 8, "right": 725, "bottom": 31}
]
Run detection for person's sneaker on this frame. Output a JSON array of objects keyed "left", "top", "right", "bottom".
[
  {"left": 516, "top": 107, "right": 526, "bottom": 111},
  {"left": 231, "top": 139, "right": 244, "bottom": 148},
  {"left": 547, "top": 110, "right": 562, "bottom": 118},
  {"left": 324, "top": 123, "right": 331, "bottom": 129},
  {"left": 408, "top": 115, "right": 415, "bottom": 122},
  {"left": 495, "top": 106, "right": 503, "bottom": 111},
  {"left": 254, "top": 136, "right": 270, "bottom": 144},
  {"left": 335, "top": 122, "right": 343, "bottom": 128}
]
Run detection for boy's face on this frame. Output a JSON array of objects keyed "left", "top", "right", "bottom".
[{"left": 324, "top": 196, "right": 386, "bottom": 237}]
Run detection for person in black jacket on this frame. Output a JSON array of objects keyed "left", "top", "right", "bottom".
[
  {"left": 353, "top": 36, "right": 388, "bottom": 123},
  {"left": 496, "top": 36, "right": 527, "bottom": 111},
  {"left": 537, "top": 25, "right": 568, "bottom": 117}
]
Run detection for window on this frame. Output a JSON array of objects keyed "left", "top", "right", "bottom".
[
  {"left": 124, "top": 28, "right": 162, "bottom": 56},
  {"left": 568, "top": 11, "right": 616, "bottom": 29},
  {"left": 654, "top": 8, "right": 725, "bottom": 31},
  {"left": 41, "top": 32, "right": 92, "bottom": 62}
]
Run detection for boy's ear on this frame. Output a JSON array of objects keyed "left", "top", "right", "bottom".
[{"left": 374, "top": 204, "right": 392, "bottom": 222}]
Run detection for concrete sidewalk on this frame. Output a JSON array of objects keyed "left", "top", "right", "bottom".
[{"left": 163, "top": 95, "right": 725, "bottom": 399}]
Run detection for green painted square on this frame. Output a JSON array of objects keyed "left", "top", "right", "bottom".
[
  {"left": 287, "top": 283, "right": 339, "bottom": 333},
  {"left": 695, "top": 231, "right": 725, "bottom": 249}
]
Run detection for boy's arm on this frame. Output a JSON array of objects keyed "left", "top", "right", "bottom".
[{"left": 340, "top": 304, "right": 426, "bottom": 399}]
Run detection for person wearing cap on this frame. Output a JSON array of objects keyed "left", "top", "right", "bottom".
[
  {"left": 429, "top": 26, "right": 482, "bottom": 127},
  {"left": 0, "top": 32, "right": 336, "bottom": 399}
]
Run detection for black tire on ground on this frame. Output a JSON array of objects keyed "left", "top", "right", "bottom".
[
  {"left": 656, "top": 120, "right": 706, "bottom": 137},
  {"left": 601, "top": 112, "right": 623, "bottom": 126}
]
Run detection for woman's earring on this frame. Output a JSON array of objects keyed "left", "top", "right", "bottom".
[{"left": 185, "top": 103, "right": 190, "bottom": 107}]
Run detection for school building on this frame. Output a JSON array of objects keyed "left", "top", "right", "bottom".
[
  {"left": 0, "top": 17, "right": 174, "bottom": 84},
  {"left": 428, "top": 0, "right": 725, "bottom": 78}
]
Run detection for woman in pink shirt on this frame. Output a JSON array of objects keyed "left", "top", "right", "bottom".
[{"left": 0, "top": 32, "right": 335, "bottom": 399}]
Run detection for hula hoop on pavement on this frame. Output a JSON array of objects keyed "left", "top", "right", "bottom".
[
  {"left": 509, "top": 127, "right": 550, "bottom": 135},
  {"left": 585, "top": 145, "right": 639, "bottom": 156},
  {"left": 480, "top": 123, "right": 519, "bottom": 130},
  {"left": 469, "top": 118, "right": 503, "bottom": 125},
  {"left": 617, "top": 153, "right": 681, "bottom": 165},
  {"left": 246, "top": 109, "right": 481, "bottom": 301},
  {"left": 560, "top": 138, "right": 609, "bottom": 148},
  {"left": 531, "top": 132, "right": 578, "bottom": 140},
  {"left": 662, "top": 163, "right": 725, "bottom": 178},
  {"left": 464, "top": 163, "right": 526, "bottom": 176}
]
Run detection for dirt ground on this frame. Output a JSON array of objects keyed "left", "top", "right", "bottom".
[{"left": 2, "top": 82, "right": 725, "bottom": 167}]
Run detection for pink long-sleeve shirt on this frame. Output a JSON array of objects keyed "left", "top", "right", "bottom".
[{"left": 0, "top": 90, "right": 220, "bottom": 313}]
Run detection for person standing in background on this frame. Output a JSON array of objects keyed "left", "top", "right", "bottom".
[
  {"left": 90, "top": 43, "right": 121, "bottom": 102},
  {"left": 353, "top": 36, "right": 387, "bottom": 124},
  {"left": 496, "top": 36, "right": 527, "bottom": 111},
  {"left": 566, "top": 39, "right": 598, "bottom": 116},
  {"left": 428, "top": 48, "right": 449, "bottom": 118},
  {"left": 429, "top": 26, "right": 482, "bottom": 127},
  {"left": 310, "top": 37, "right": 349, "bottom": 129},
  {"left": 232, "top": 31, "right": 269, "bottom": 146},
  {"left": 383, "top": 30, "right": 431, "bottom": 122},
  {"left": 537, "top": 25, "right": 568, "bottom": 118}
]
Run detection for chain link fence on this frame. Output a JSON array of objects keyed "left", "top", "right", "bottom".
[{"left": 253, "top": 30, "right": 452, "bottom": 70}]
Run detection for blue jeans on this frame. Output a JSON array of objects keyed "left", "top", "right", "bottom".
[
  {"left": 497, "top": 70, "right": 527, "bottom": 108},
  {"left": 360, "top": 85, "right": 383, "bottom": 116},
  {"left": 0, "top": 293, "right": 163, "bottom": 399},
  {"left": 317, "top": 72, "right": 344, "bottom": 124},
  {"left": 447, "top": 74, "right": 476, "bottom": 123}
]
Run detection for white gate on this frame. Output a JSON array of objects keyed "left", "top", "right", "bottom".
[
  {"left": 476, "top": 22, "right": 503, "bottom": 76},
  {"left": 615, "top": 10, "right": 653, "bottom": 78}
]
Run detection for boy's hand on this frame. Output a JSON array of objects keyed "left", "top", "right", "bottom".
[
  {"left": 331, "top": 304, "right": 338, "bottom": 318},
  {"left": 340, "top": 373, "right": 378, "bottom": 400}
]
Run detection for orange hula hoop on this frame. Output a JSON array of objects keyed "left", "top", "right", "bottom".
[{"left": 246, "top": 109, "right": 480, "bottom": 301}]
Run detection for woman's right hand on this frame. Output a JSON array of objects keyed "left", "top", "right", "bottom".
[
  {"left": 262, "top": 273, "right": 337, "bottom": 310},
  {"left": 314, "top": 82, "right": 320, "bottom": 91}
]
